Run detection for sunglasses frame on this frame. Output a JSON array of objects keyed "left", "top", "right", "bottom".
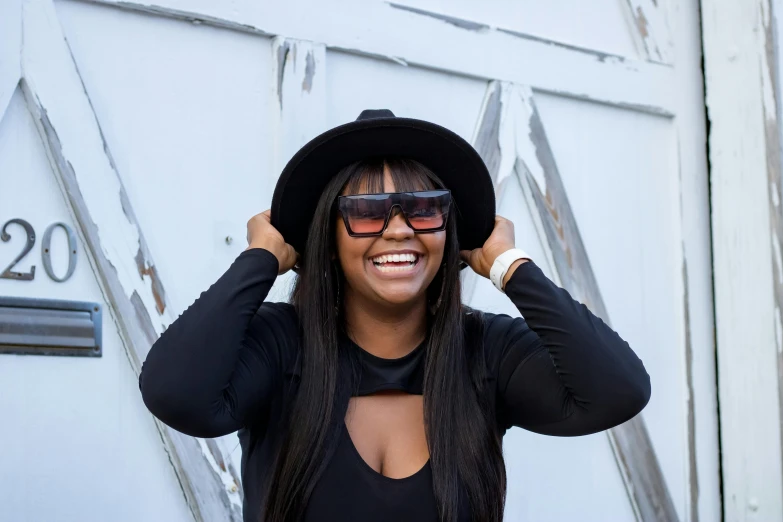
[{"left": 336, "top": 189, "right": 452, "bottom": 237}]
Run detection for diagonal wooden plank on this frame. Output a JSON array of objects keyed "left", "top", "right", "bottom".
[
  {"left": 462, "top": 81, "right": 503, "bottom": 304},
  {"left": 465, "top": 80, "right": 561, "bottom": 302},
  {"left": 20, "top": 0, "right": 242, "bottom": 520},
  {"left": 623, "top": 0, "right": 672, "bottom": 64},
  {"left": 72, "top": 0, "right": 675, "bottom": 116},
  {"left": 465, "top": 81, "right": 561, "bottom": 302},
  {"left": 0, "top": 0, "right": 22, "bottom": 120},
  {"left": 510, "top": 84, "right": 679, "bottom": 522}
]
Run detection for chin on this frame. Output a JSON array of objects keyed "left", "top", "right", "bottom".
[{"left": 373, "top": 286, "right": 425, "bottom": 307}]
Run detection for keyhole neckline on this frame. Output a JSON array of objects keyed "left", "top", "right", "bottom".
[{"left": 341, "top": 421, "right": 431, "bottom": 483}]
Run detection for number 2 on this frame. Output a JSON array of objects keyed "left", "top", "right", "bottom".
[{"left": 0, "top": 219, "right": 36, "bottom": 281}]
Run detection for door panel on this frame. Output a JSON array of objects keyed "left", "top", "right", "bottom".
[
  {"left": 535, "top": 92, "right": 687, "bottom": 513},
  {"left": 0, "top": 0, "right": 718, "bottom": 520},
  {"left": 0, "top": 87, "right": 194, "bottom": 522}
]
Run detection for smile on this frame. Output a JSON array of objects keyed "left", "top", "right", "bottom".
[{"left": 369, "top": 252, "right": 421, "bottom": 273}]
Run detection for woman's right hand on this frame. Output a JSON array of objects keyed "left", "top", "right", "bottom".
[{"left": 245, "top": 210, "right": 298, "bottom": 274}]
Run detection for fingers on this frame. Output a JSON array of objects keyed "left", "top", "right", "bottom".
[
  {"left": 494, "top": 215, "right": 514, "bottom": 233},
  {"left": 280, "top": 244, "right": 300, "bottom": 275},
  {"left": 286, "top": 244, "right": 298, "bottom": 263}
]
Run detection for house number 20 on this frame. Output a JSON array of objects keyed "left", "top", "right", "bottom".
[{"left": 0, "top": 218, "right": 78, "bottom": 282}]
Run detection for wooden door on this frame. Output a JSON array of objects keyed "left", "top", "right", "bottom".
[{"left": 0, "top": 0, "right": 718, "bottom": 520}]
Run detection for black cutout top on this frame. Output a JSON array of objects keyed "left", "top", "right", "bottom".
[{"left": 139, "top": 248, "right": 650, "bottom": 521}]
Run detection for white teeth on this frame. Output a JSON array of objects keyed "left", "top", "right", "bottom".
[
  {"left": 370, "top": 253, "right": 419, "bottom": 268},
  {"left": 377, "top": 265, "right": 409, "bottom": 273}
]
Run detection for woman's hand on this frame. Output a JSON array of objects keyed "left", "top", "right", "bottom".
[
  {"left": 245, "top": 210, "right": 298, "bottom": 274},
  {"left": 460, "top": 215, "right": 526, "bottom": 285}
]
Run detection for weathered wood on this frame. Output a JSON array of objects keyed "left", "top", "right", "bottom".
[
  {"left": 701, "top": 0, "right": 783, "bottom": 518},
  {"left": 266, "top": 37, "right": 327, "bottom": 302},
  {"left": 478, "top": 81, "right": 680, "bottom": 522},
  {"left": 519, "top": 91, "right": 679, "bottom": 522},
  {"left": 666, "top": 2, "right": 721, "bottom": 519},
  {"left": 470, "top": 81, "right": 503, "bottom": 185},
  {"left": 462, "top": 81, "right": 503, "bottom": 304},
  {"left": 0, "top": 0, "right": 22, "bottom": 120},
  {"left": 623, "top": 0, "right": 672, "bottom": 64},
  {"left": 72, "top": 0, "right": 675, "bottom": 116},
  {"left": 20, "top": 0, "right": 242, "bottom": 520},
  {"left": 270, "top": 38, "right": 327, "bottom": 176},
  {"left": 767, "top": 5, "right": 783, "bottom": 518}
]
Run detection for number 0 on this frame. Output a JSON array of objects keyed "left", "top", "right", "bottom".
[{"left": 42, "top": 222, "right": 77, "bottom": 283}]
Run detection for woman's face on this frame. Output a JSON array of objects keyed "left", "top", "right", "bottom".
[{"left": 335, "top": 168, "right": 446, "bottom": 308}]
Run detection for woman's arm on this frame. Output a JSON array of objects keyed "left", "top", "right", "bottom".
[
  {"left": 486, "top": 259, "right": 651, "bottom": 436},
  {"left": 139, "top": 247, "right": 298, "bottom": 438}
]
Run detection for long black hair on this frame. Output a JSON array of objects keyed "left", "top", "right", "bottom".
[{"left": 262, "top": 157, "right": 506, "bottom": 521}]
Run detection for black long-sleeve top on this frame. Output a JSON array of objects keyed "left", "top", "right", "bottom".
[{"left": 139, "top": 247, "right": 650, "bottom": 522}]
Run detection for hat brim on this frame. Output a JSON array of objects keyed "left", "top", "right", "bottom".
[{"left": 271, "top": 116, "right": 496, "bottom": 256}]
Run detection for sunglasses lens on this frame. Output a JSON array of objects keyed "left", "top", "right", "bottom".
[
  {"left": 403, "top": 191, "right": 449, "bottom": 231},
  {"left": 342, "top": 197, "right": 389, "bottom": 234}
]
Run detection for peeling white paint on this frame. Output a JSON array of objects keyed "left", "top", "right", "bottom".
[
  {"left": 701, "top": 0, "right": 783, "bottom": 517},
  {"left": 3, "top": 1, "right": 723, "bottom": 520},
  {"left": 515, "top": 86, "right": 549, "bottom": 194},
  {"left": 381, "top": 0, "right": 642, "bottom": 59},
  {"left": 667, "top": 0, "right": 724, "bottom": 518},
  {"left": 773, "top": 226, "right": 783, "bottom": 285},
  {"left": 495, "top": 84, "right": 516, "bottom": 189},
  {"left": 623, "top": 0, "right": 672, "bottom": 64},
  {"left": 22, "top": 0, "right": 165, "bottom": 333},
  {"left": 267, "top": 37, "right": 326, "bottom": 303},
  {"left": 466, "top": 77, "right": 679, "bottom": 522},
  {"left": 271, "top": 37, "right": 326, "bottom": 167},
  {"left": 495, "top": 84, "right": 547, "bottom": 194},
  {"left": 761, "top": 15, "right": 778, "bottom": 124},
  {"left": 197, "top": 438, "right": 243, "bottom": 509},
  {"left": 762, "top": 0, "right": 771, "bottom": 27},
  {"left": 75, "top": 0, "right": 676, "bottom": 115}
]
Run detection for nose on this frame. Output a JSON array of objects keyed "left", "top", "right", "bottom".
[{"left": 382, "top": 206, "right": 414, "bottom": 240}]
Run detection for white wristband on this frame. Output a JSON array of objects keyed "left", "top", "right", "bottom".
[{"left": 489, "top": 248, "right": 531, "bottom": 292}]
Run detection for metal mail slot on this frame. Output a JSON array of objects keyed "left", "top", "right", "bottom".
[{"left": 0, "top": 296, "right": 102, "bottom": 357}]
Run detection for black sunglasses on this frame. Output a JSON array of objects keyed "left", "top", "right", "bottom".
[{"left": 337, "top": 190, "right": 452, "bottom": 237}]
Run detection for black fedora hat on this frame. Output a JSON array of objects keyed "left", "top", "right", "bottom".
[{"left": 270, "top": 109, "right": 495, "bottom": 255}]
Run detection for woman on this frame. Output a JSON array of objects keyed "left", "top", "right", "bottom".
[{"left": 140, "top": 110, "right": 651, "bottom": 522}]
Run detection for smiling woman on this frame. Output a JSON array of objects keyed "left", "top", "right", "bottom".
[
  {"left": 138, "top": 110, "right": 651, "bottom": 522},
  {"left": 334, "top": 158, "right": 448, "bottom": 310}
]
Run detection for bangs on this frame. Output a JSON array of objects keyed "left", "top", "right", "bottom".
[{"left": 343, "top": 157, "right": 443, "bottom": 195}]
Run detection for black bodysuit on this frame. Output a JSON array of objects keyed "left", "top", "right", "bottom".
[{"left": 139, "top": 248, "right": 651, "bottom": 521}]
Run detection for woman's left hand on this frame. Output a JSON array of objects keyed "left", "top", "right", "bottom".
[{"left": 459, "top": 215, "right": 518, "bottom": 279}]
